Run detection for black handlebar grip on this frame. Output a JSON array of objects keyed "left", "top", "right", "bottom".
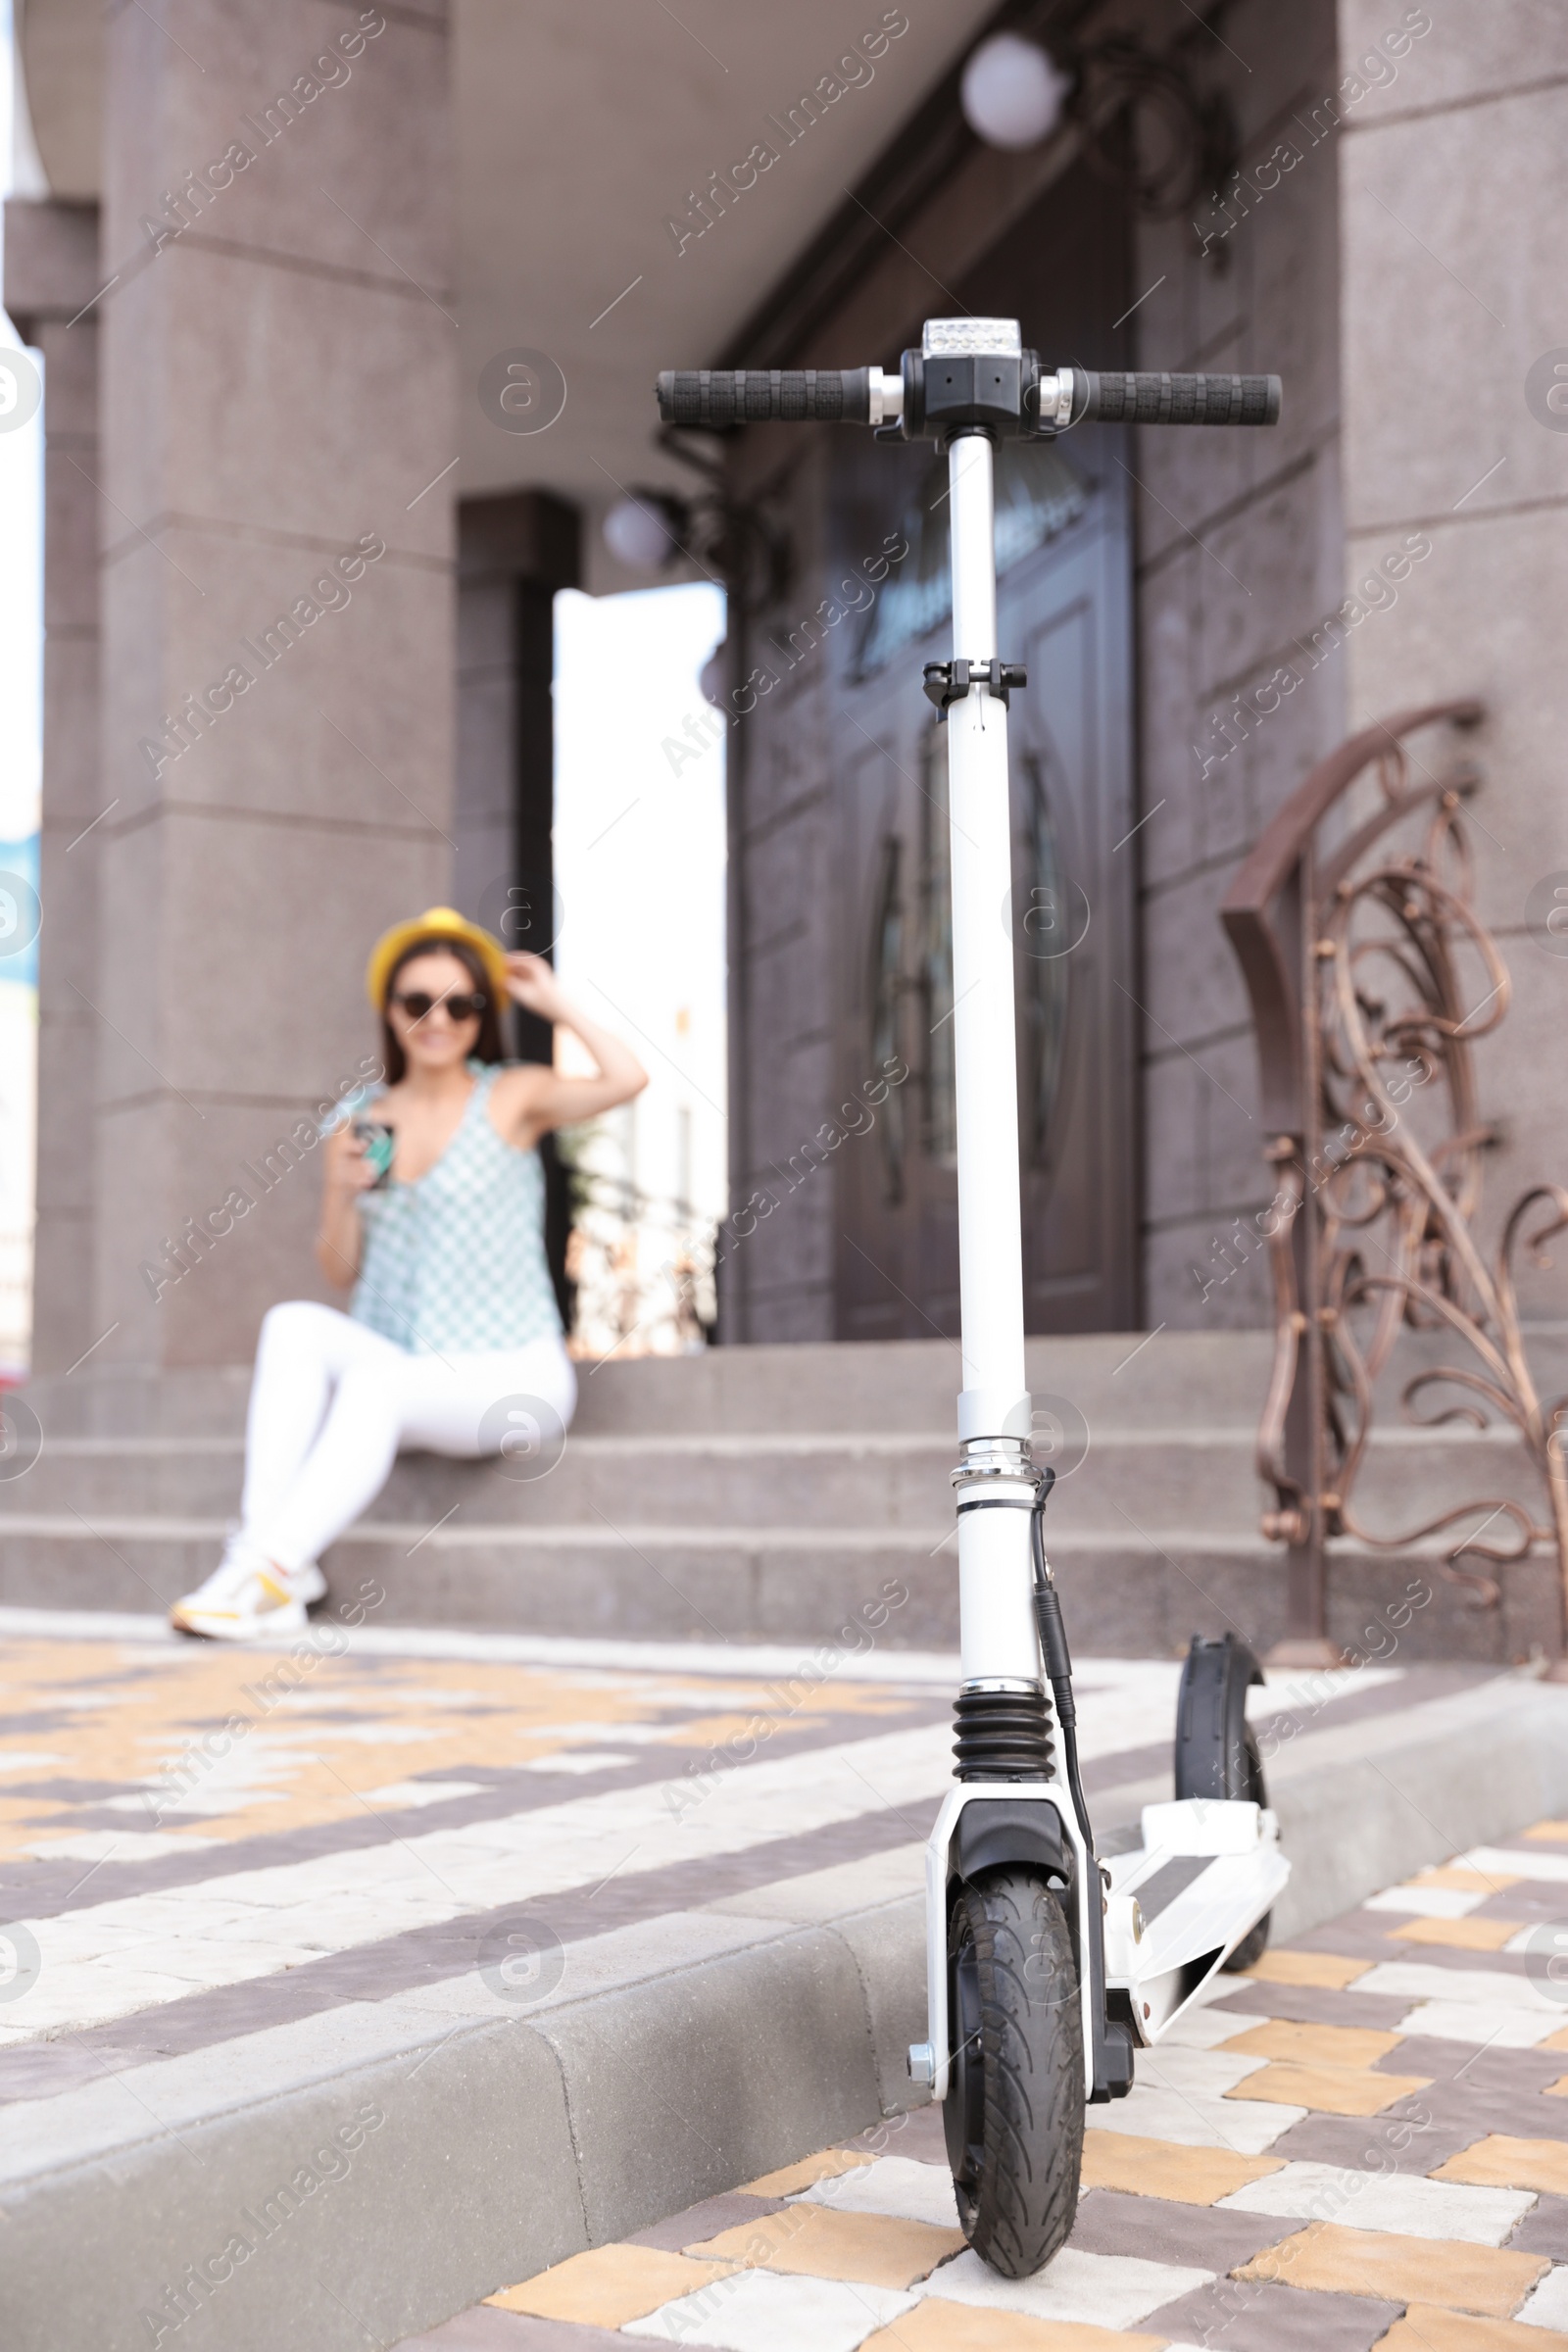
[
  {"left": 657, "top": 368, "right": 872, "bottom": 428},
  {"left": 1071, "top": 368, "right": 1281, "bottom": 426}
]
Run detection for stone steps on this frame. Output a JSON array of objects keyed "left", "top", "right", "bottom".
[
  {"left": 5, "top": 1421, "right": 1541, "bottom": 1533},
  {"left": 5, "top": 1329, "right": 1562, "bottom": 1657}
]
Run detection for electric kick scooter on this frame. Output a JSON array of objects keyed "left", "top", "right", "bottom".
[{"left": 657, "top": 325, "right": 1292, "bottom": 2278}]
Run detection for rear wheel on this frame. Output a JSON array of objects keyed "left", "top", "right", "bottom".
[
  {"left": 944, "top": 1867, "right": 1085, "bottom": 2278},
  {"left": 1223, "top": 1724, "right": 1272, "bottom": 1971},
  {"left": 1174, "top": 1632, "right": 1271, "bottom": 1971}
]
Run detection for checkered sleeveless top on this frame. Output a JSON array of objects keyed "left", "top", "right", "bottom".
[{"left": 349, "top": 1063, "right": 563, "bottom": 1354}]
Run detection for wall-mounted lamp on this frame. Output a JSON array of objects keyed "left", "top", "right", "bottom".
[
  {"left": 960, "top": 32, "right": 1073, "bottom": 151},
  {"left": 603, "top": 492, "right": 688, "bottom": 573},
  {"left": 958, "top": 27, "right": 1235, "bottom": 219},
  {"left": 601, "top": 433, "right": 790, "bottom": 608}
]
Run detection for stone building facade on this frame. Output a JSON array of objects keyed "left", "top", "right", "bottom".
[
  {"left": 5, "top": 0, "right": 1566, "bottom": 1393},
  {"left": 716, "top": 0, "right": 1568, "bottom": 1347}
]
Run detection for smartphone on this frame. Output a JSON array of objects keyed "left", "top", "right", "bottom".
[{"left": 352, "top": 1119, "right": 396, "bottom": 1189}]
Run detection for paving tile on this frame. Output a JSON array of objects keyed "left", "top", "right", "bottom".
[
  {"left": 1385, "top": 2074, "right": 1568, "bottom": 2156},
  {"left": 1160, "top": 1999, "right": 1273, "bottom": 2050},
  {"left": 739, "top": 2147, "right": 873, "bottom": 2196},
  {"left": 1215, "top": 1979, "right": 1421, "bottom": 2033},
  {"left": 1067, "top": 2185, "right": 1288, "bottom": 2271},
  {"left": 1486, "top": 1888, "right": 1568, "bottom": 1931},
  {"left": 1143, "top": 2273, "right": 1401, "bottom": 2352},
  {"left": 847, "top": 2103, "right": 949, "bottom": 2166},
  {"left": 1390, "top": 1919, "right": 1528, "bottom": 1954},
  {"left": 1516, "top": 2266, "right": 1568, "bottom": 2328},
  {"left": 1371, "top": 2307, "right": 1568, "bottom": 2349},
  {"left": 623, "top": 2269, "right": 916, "bottom": 2351},
  {"left": 1502, "top": 2193, "right": 1568, "bottom": 2261},
  {"left": 1463, "top": 1851, "right": 1568, "bottom": 1888},
  {"left": 1394, "top": 2003, "right": 1565, "bottom": 2049},
  {"left": 689, "top": 2203, "right": 964, "bottom": 2288},
  {"left": 1079, "top": 2129, "right": 1284, "bottom": 2205},
  {"left": 1234, "top": 2220, "right": 1549, "bottom": 2317},
  {"left": 1242, "top": 1951, "right": 1371, "bottom": 1990},
  {"left": 488, "top": 2245, "right": 738, "bottom": 2328},
  {"left": 1225, "top": 2060, "right": 1434, "bottom": 2117},
  {"left": 1416, "top": 1870, "right": 1525, "bottom": 1894},
  {"left": 1366, "top": 1887, "right": 1492, "bottom": 1921},
  {"left": 1222, "top": 2020, "right": 1405, "bottom": 2069},
  {"left": 795, "top": 2155, "right": 957, "bottom": 2229},
  {"left": 401, "top": 2315, "right": 639, "bottom": 2351},
  {"left": 1405, "top": 2041, "right": 1568, "bottom": 2097},
  {"left": 628, "top": 2192, "right": 790, "bottom": 2251},
  {"left": 1298, "top": 1912, "right": 1472, "bottom": 1966},
  {"left": 1094, "top": 2077, "right": 1306, "bottom": 2154},
  {"left": 1262, "top": 2118, "right": 1476, "bottom": 2184},
  {"left": 858, "top": 2303, "right": 1166, "bottom": 2350},
  {"left": 919, "top": 2244, "right": 1214, "bottom": 2329},
  {"left": 1216, "top": 2157, "right": 1534, "bottom": 2244},
  {"left": 1435, "top": 2136, "right": 1568, "bottom": 2198}
]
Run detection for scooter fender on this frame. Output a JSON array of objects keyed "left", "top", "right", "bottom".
[{"left": 916, "top": 1782, "right": 1097, "bottom": 2105}]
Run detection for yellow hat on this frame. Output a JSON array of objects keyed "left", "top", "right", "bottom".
[{"left": 365, "top": 906, "right": 511, "bottom": 1010}]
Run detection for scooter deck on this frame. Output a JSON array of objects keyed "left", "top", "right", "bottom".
[{"left": 1103, "top": 1796, "right": 1289, "bottom": 2043}]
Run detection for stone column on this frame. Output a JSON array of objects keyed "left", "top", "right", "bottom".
[
  {"left": 1338, "top": 2, "right": 1568, "bottom": 1269},
  {"left": 88, "top": 0, "right": 455, "bottom": 1390},
  {"left": 2, "top": 199, "right": 102, "bottom": 1376}
]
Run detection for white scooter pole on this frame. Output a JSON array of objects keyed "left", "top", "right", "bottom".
[{"left": 944, "top": 429, "right": 1039, "bottom": 1689}]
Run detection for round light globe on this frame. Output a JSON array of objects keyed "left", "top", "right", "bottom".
[
  {"left": 960, "top": 33, "right": 1071, "bottom": 151},
  {"left": 603, "top": 495, "right": 682, "bottom": 571}
]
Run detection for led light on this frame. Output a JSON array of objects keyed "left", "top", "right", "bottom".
[{"left": 923, "top": 318, "right": 1022, "bottom": 359}]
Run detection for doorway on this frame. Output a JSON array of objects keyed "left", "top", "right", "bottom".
[{"left": 832, "top": 170, "right": 1139, "bottom": 1338}]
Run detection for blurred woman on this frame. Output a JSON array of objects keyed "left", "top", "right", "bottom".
[{"left": 171, "top": 906, "right": 646, "bottom": 1639}]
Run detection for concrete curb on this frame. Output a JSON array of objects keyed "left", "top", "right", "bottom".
[{"left": 5, "top": 1679, "right": 1567, "bottom": 2351}]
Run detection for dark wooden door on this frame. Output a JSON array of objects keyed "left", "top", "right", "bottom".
[{"left": 832, "top": 170, "right": 1138, "bottom": 1339}]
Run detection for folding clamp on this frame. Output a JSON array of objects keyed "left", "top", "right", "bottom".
[{"left": 921, "top": 658, "right": 1028, "bottom": 719}]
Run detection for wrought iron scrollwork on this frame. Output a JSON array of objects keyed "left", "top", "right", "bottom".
[{"left": 1224, "top": 701, "right": 1568, "bottom": 1648}]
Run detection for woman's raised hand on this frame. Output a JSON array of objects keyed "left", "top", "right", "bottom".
[{"left": 505, "top": 952, "right": 568, "bottom": 1020}]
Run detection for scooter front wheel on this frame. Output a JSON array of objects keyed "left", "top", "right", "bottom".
[{"left": 944, "top": 1867, "right": 1085, "bottom": 2278}]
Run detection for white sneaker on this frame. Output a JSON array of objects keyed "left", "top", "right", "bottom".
[{"left": 170, "top": 1544, "right": 326, "bottom": 1642}]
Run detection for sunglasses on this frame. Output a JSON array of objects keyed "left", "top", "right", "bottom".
[{"left": 391, "top": 989, "right": 488, "bottom": 1023}]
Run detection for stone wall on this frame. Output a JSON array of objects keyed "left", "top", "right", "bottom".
[
  {"left": 1338, "top": 0, "right": 1568, "bottom": 1312},
  {"left": 1130, "top": 0, "right": 1348, "bottom": 1331}
]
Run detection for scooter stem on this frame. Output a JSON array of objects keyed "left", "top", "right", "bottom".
[
  {"left": 946, "top": 429, "right": 1039, "bottom": 1690},
  {"left": 948, "top": 432, "right": 1028, "bottom": 1440}
]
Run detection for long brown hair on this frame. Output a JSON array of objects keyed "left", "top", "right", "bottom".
[{"left": 379, "top": 936, "right": 506, "bottom": 1084}]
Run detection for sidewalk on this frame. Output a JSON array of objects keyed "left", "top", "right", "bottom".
[
  {"left": 0, "top": 1603, "right": 1560, "bottom": 2350},
  {"left": 409, "top": 1813, "right": 1568, "bottom": 2352}
]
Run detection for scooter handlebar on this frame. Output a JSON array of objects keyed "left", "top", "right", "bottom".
[
  {"left": 657, "top": 368, "right": 884, "bottom": 428},
  {"left": 1059, "top": 368, "right": 1281, "bottom": 427},
  {"left": 656, "top": 360, "right": 1281, "bottom": 435}
]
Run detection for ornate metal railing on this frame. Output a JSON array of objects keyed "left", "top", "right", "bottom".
[
  {"left": 563, "top": 1167, "right": 716, "bottom": 1359},
  {"left": 1222, "top": 699, "right": 1568, "bottom": 1660}
]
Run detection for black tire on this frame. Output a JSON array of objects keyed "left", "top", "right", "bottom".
[
  {"left": 1173, "top": 1632, "right": 1272, "bottom": 1972},
  {"left": 1221, "top": 1726, "right": 1272, "bottom": 1971},
  {"left": 944, "top": 1867, "right": 1085, "bottom": 2278}
]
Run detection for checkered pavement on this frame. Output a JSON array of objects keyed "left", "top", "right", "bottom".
[{"left": 401, "top": 1822, "right": 1568, "bottom": 2352}]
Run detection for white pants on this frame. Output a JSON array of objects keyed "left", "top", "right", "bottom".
[{"left": 239, "top": 1300, "right": 578, "bottom": 1572}]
